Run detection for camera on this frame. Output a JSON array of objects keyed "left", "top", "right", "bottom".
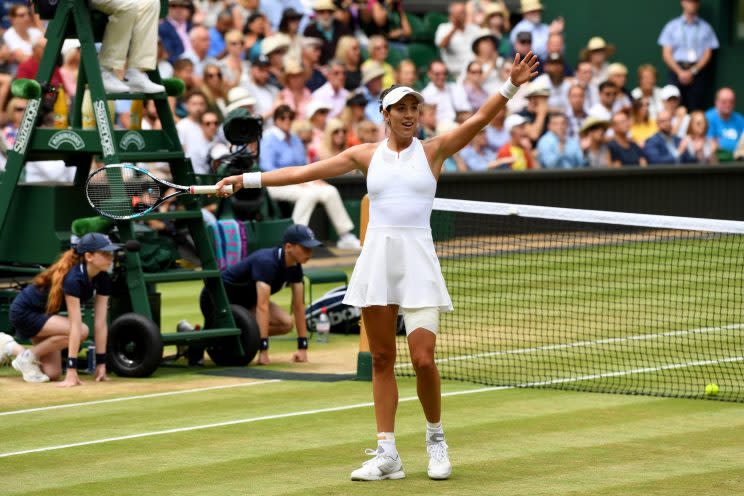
[{"left": 223, "top": 108, "right": 263, "bottom": 147}]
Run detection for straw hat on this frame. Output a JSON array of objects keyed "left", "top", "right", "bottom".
[
  {"left": 261, "top": 34, "right": 291, "bottom": 57},
  {"left": 225, "top": 87, "right": 256, "bottom": 113},
  {"left": 520, "top": 0, "right": 544, "bottom": 13},
  {"left": 579, "top": 116, "right": 610, "bottom": 135},
  {"left": 361, "top": 64, "right": 386, "bottom": 86},
  {"left": 313, "top": 0, "right": 337, "bottom": 11},
  {"left": 580, "top": 37, "right": 616, "bottom": 61},
  {"left": 471, "top": 28, "right": 499, "bottom": 54},
  {"left": 283, "top": 59, "right": 304, "bottom": 76},
  {"left": 523, "top": 81, "right": 551, "bottom": 98},
  {"left": 606, "top": 62, "right": 628, "bottom": 77},
  {"left": 483, "top": 3, "right": 507, "bottom": 18}
]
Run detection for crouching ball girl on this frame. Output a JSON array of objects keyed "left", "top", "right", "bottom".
[
  {"left": 215, "top": 53, "right": 538, "bottom": 480},
  {"left": 0, "top": 233, "right": 120, "bottom": 386}
]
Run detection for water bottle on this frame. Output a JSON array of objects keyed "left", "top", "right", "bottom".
[
  {"left": 86, "top": 345, "right": 95, "bottom": 374},
  {"left": 316, "top": 307, "right": 330, "bottom": 344},
  {"left": 177, "top": 320, "right": 194, "bottom": 333}
]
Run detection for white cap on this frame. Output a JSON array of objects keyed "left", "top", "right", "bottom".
[
  {"left": 504, "top": 114, "right": 528, "bottom": 132},
  {"left": 306, "top": 99, "right": 333, "bottom": 118},
  {"left": 381, "top": 86, "right": 424, "bottom": 110},
  {"left": 225, "top": 87, "right": 256, "bottom": 113},
  {"left": 660, "top": 84, "right": 681, "bottom": 101}
]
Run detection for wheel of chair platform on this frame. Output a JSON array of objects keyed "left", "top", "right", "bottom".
[
  {"left": 206, "top": 304, "right": 261, "bottom": 366},
  {"left": 107, "top": 313, "right": 163, "bottom": 377}
]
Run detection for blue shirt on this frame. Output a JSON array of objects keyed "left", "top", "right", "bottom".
[
  {"left": 11, "top": 263, "right": 112, "bottom": 314},
  {"left": 643, "top": 132, "right": 696, "bottom": 164},
  {"left": 222, "top": 247, "right": 303, "bottom": 294},
  {"left": 536, "top": 132, "right": 585, "bottom": 169},
  {"left": 259, "top": 127, "right": 307, "bottom": 171},
  {"left": 509, "top": 19, "right": 550, "bottom": 59},
  {"left": 460, "top": 145, "right": 496, "bottom": 171},
  {"left": 705, "top": 109, "right": 744, "bottom": 153},
  {"left": 207, "top": 27, "right": 225, "bottom": 58},
  {"left": 657, "top": 15, "right": 719, "bottom": 62}
]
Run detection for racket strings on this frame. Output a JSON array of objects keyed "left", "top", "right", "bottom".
[{"left": 87, "top": 167, "right": 162, "bottom": 219}]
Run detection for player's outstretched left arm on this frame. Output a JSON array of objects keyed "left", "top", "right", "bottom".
[{"left": 215, "top": 145, "right": 368, "bottom": 196}]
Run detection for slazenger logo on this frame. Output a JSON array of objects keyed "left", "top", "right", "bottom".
[
  {"left": 120, "top": 131, "right": 146, "bottom": 151},
  {"left": 12, "top": 99, "right": 40, "bottom": 155},
  {"left": 48, "top": 130, "right": 84, "bottom": 150},
  {"left": 93, "top": 100, "right": 115, "bottom": 157}
]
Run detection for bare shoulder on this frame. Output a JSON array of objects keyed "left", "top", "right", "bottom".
[{"left": 347, "top": 142, "right": 380, "bottom": 173}]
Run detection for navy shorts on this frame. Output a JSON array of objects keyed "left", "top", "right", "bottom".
[
  {"left": 199, "top": 281, "right": 257, "bottom": 322},
  {"left": 9, "top": 307, "right": 51, "bottom": 340}
]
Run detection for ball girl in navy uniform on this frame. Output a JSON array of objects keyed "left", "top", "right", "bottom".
[
  {"left": 1, "top": 233, "right": 120, "bottom": 386},
  {"left": 216, "top": 53, "right": 538, "bottom": 480}
]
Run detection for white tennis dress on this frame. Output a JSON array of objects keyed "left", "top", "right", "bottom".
[{"left": 342, "top": 138, "right": 453, "bottom": 312}]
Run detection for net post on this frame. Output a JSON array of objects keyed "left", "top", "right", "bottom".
[{"left": 356, "top": 194, "right": 372, "bottom": 381}]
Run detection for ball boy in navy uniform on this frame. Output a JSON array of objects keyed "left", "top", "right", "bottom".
[
  {"left": 0, "top": 233, "right": 120, "bottom": 385},
  {"left": 200, "top": 224, "right": 321, "bottom": 365}
]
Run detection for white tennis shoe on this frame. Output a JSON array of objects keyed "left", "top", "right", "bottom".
[
  {"left": 124, "top": 68, "right": 165, "bottom": 94},
  {"left": 426, "top": 435, "right": 452, "bottom": 480},
  {"left": 0, "top": 332, "right": 15, "bottom": 365},
  {"left": 12, "top": 350, "right": 49, "bottom": 383},
  {"left": 350, "top": 447, "right": 405, "bottom": 481}
]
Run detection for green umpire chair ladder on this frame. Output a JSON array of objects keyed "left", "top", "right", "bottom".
[{"left": 0, "top": 0, "right": 254, "bottom": 376}]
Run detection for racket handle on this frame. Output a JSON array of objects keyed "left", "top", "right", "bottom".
[{"left": 189, "top": 185, "right": 233, "bottom": 195}]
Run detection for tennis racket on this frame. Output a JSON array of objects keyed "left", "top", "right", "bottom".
[{"left": 85, "top": 163, "right": 232, "bottom": 220}]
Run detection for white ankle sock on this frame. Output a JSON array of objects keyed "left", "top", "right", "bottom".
[
  {"left": 426, "top": 422, "right": 445, "bottom": 443},
  {"left": 3, "top": 340, "right": 15, "bottom": 356},
  {"left": 377, "top": 432, "right": 397, "bottom": 455}
]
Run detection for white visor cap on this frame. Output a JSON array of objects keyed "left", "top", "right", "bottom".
[{"left": 381, "top": 86, "right": 424, "bottom": 111}]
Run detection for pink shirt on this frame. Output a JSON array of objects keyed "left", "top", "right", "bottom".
[
  {"left": 311, "top": 82, "right": 349, "bottom": 118},
  {"left": 280, "top": 88, "right": 313, "bottom": 120}
]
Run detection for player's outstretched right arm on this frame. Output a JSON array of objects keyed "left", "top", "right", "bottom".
[{"left": 215, "top": 145, "right": 371, "bottom": 196}]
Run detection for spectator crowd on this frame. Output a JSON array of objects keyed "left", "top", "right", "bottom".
[{"left": 0, "top": 0, "right": 743, "bottom": 181}]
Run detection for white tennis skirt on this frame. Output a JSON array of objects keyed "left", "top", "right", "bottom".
[{"left": 342, "top": 226, "right": 454, "bottom": 312}]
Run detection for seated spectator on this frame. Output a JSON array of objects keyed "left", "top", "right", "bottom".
[
  {"left": 580, "top": 116, "right": 611, "bottom": 168},
  {"left": 575, "top": 60, "right": 598, "bottom": 110},
  {"left": 242, "top": 12, "right": 269, "bottom": 62},
  {"left": 3, "top": 4, "right": 42, "bottom": 67},
  {"left": 335, "top": 35, "right": 363, "bottom": 91},
  {"left": 496, "top": 114, "right": 537, "bottom": 170},
  {"left": 341, "top": 91, "right": 369, "bottom": 146},
  {"left": 278, "top": 7, "right": 305, "bottom": 64},
  {"left": 207, "top": 9, "right": 234, "bottom": 59},
  {"left": 317, "top": 118, "right": 349, "bottom": 161},
  {"left": 245, "top": 54, "right": 280, "bottom": 122},
  {"left": 588, "top": 80, "right": 618, "bottom": 121},
  {"left": 306, "top": 99, "right": 333, "bottom": 161},
  {"left": 395, "top": 59, "right": 418, "bottom": 88},
  {"left": 518, "top": 81, "right": 550, "bottom": 142},
  {"left": 485, "top": 108, "right": 509, "bottom": 151},
  {"left": 181, "top": 25, "right": 211, "bottom": 80},
  {"left": 480, "top": 2, "right": 512, "bottom": 57},
  {"left": 191, "top": 111, "right": 222, "bottom": 173},
  {"left": 219, "top": 30, "right": 250, "bottom": 88},
  {"left": 176, "top": 90, "right": 210, "bottom": 174},
  {"left": 460, "top": 128, "right": 497, "bottom": 171},
  {"left": 260, "top": 105, "right": 361, "bottom": 250},
  {"left": 469, "top": 28, "right": 504, "bottom": 94},
  {"left": 705, "top": 87, "right": 744, "bottom": 157},
  {"left": 303, "top": 0, "right": 352, "bottom": 66},
  {"left": 360, "top": 65, "right": 386, "bottom": 125},
  {"left": 312, "top": 59, "right": 349, "bottom": 118},
  {"left": 361, "top": 35, "right": 395, "bottom": 89},
  {"left": 16, "top": 38, "right": 63, "bottom": 90},
  {"left": 357, "top": 119, "right": 381, "bottom": 144},
  {"left": 545, "top": 32, "right": 573, "bottom": 75},
  {"left": 417, "top": 102, "right": 438, "bottom": 140},
  {"left": 301, "top": 36, "right": 327, "bottom": 92},
  {"left": 59, "top": 40, "right": 80, "bottom": 99},
  {"left": 512, "top": 30, "right": 543, "bottom": 77},
  {"left": 536, "top": 112, "right": 585, "bottom": 168},
  {"left": 608, "top": 112, "right": 648, "bottom": 167},
  {"left": 435, "top": 2, "right": 482, "bottom": 79},
  {"left": 685, "top": 110, "right": 717, "bottom": 164},
  {"left": 291, "top": 119, "right": 314, "bottom": 153},
  {"left": 580, "top": 36, "right": 614, "bottom": 87},
  {"left": 159, "top": 0, "right": 194, "bottom": 64},
  {"left": 279, "top": 59, "right": 313, "bottom": 120},
  {"left": 566, "top": 84, "right": 588, "bottom": 139},
  {"left": 422, "top": 60, "right": 457, "bottom": 124},
  {"left": 606, "top": 63, "right": 632, "bottom": 113},
  {"left": 629, "top": 96, "right": 658, "bottom": 146},
  {"left": 453, "top": 61, "right": 489, "bottom": 113},
  {"left": 200, "top": 64, "right": 228, "bottom": 119},
  {"left": 631, "top": 64, "right": 663, "bottom": 119},
  {"left": 643, "top": 109, "right": 696, "bottom": 165},
  {"left": 509, "top": 0, "right": 563, "bottom": 59},
  {"left": 534, "top": 52, "right": 571, "bottom": 112},
  {"left": 660, "top": 84, "right": 690, "bottom": 138},
  {"left": 359, "top": 0, "right": 412, "bottom": 47},
  {"left": 262, "top": 34, "right": 291, "bottom": 89}
]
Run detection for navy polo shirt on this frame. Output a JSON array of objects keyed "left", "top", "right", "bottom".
[
  {"left": 12, "top": 263, "right": 112, "bottom": 314},
  {"left": 222, "top": 247, "right": 303, "bottom": 294}
]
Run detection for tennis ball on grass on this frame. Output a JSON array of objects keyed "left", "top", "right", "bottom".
[{"left": 705, "top": 383, "right": 719, "bottom": 397}]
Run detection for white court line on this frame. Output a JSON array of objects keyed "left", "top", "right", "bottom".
[
  {"left": 0, "top": 380, "right": 281, "bottom": 417},
  {"left": 3, "top": 352, "right": 741, "bottom": 459},
  {"left": 396, "top": 323, "right": 744, "bottom": 369}
]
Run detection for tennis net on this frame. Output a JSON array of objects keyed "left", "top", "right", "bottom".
[{"left": 394, "top": 198, "right": 744, "bottom": 402}]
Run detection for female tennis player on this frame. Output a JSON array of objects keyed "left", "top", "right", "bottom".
[
  {"left": 216, "top": 52, "right": 538, "bottom": 481},
  {"left": 1, "top": 233, "right": 119, "bottom": 386}
]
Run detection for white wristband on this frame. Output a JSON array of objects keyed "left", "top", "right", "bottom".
[
  {"left": 242, "top": 172, "right": 262, "bottom": 188},
  {"left": 499, "top": 78, "right": 519, "bottom": 100}
]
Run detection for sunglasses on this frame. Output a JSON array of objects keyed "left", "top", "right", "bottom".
[
  {"left": 205, "top": 72, "right": 222, "bottom": 78},
  {"left": 333, "top": 129, "right": 347, "bottom": 134},
  {"left": 228, "top": 41, "right": 243, "bottom": 46},
  {"left": 468, "top": 68, "right": 483, "bottom": 74},
  {"left": 202, "top": 121, "right": 219, "bottom": 126},
  {"left": 14, "top": 107, "right": 26, "bottom": 112}
]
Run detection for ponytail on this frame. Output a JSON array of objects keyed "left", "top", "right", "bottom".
[{"left": 32, "top": 249, "right": 81, "bottom": 314}]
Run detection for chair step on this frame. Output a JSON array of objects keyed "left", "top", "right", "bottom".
[
  {"left": 161, "top": 328, "right": 241, "bottom": 344},
  {"left": 143, "top": 269, "right": 221, "bottom": 283},
  {"left": 118, "top": 151, "right": 184, "bottom": 162},
  {"left": 137, "top": 210, "right": 204, "bottom": 221}
]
